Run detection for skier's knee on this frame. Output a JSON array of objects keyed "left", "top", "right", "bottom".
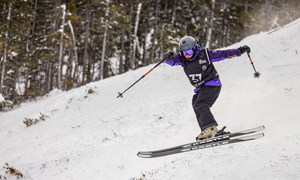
[{"left": 194, "top": 102, "right": 209, "bottom": 111}]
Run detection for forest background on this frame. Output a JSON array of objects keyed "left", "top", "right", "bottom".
[{"left": 0, "top": 0, "right": 299, "bottom": 111}]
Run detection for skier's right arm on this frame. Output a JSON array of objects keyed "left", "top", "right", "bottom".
[{"left": 164, "top": 51, "right": 183, "bottom": 66}]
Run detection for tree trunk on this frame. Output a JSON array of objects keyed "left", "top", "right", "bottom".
[
  {"left": 171, "top": 0, "right": 177, "bottom": 26},
  {"left": 46, "top": 62, "right": 53, "bottom": 92},
  {"left": 245, "top": 0, "right": 249, "bottom": 12},
  {"left": 152, "top": 0, "right": 159, "bottom": 61},
  {"left": 88, "top": 12, "right": 95, "bottom": 83},
  {"left": 132, "top": 3, "right": 142, "bottom": 70},
  {"left": 65, "top": 49, "right": 71, "bottom": 90},
  {"left": 205, "top": 0, "right": 215, "bottom": 48},
  {"left": 128, "top": 0, "right": 133, "bottom": 69},
  {"left": 119, "top": 28, "right": 125, "bottom": 74},
  {"left": 143, "top": 2, "right": 150, "bottom": 65},
  {"left": 142, "top": 21, "right": 147, "bottom": 66},
  {"left": 68, "top": 20, "right": 78, "bottom": 87},
  {"left": 83, "top": 8, "right": 90, "bottom": 84},
  {"left": 58, "top": 4, "right": 66, "bottom": 89},
  {"left": 0, "top": 2, "right": 12, "bottom": 95},
  {"left": 222, "top": 22, "right": 228, "bottom": 47},
  {"left": 159, "top": 23, "right": 165, "bottom": 59},
  {"left": 100, "top": 0, "right": 109, "bottom": 80}
]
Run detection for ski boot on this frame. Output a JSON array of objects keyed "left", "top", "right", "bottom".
[
  {"left": 196, "top": 126, "right": 231, "bottom": 141},
  {"left": 196, "top": 125, "right": 218, "bottom": 141}
]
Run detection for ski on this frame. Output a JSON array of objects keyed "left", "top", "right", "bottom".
[
  {"left": 137, "top": 125, "right": 265, "bottom": 158},
  {"left": 138, "top": 133, "right": 264, "bottom": 158},
  {"left": 138, "top": 125, "right": 264, "bottom": 155}
]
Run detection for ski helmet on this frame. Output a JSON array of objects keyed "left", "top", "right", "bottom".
[{"left": 178, "top": 36, "right": 196, "bottom": 52}]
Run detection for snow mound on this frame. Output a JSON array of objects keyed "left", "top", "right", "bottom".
[{"left": 1, "top": 18, "right": 300, "bottom": 180}]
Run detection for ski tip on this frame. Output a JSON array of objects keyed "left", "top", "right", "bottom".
[
  {"left": 255, "top": 133, "right": 264, "bottom": 139},
  {"left": 256, "top": 125, "right": 265, "bottom": 131},
  {"left": 137, "top": 153, "right": 152, "bottom": 158}
]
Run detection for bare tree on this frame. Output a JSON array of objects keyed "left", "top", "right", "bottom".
[
  {"left": 205, "top": 0, "right": 215, "bottom": 48},
  {"left": 68, "top": 20, "right": 78, "bottom": 87},
  {"left": 132, "top": 3, "right": 142, "bottom": 69},
  {"left": 100, "top": 0, "right": 110, "bottom": 80},
  {"left": 83, "top": 6, "right": 90, "bottom": 84},
  {"left": 128, "top": 0, "right": 133, "bottom": 70},
  {"left": 151, "top": 0, "right": 159, "bottom": 61},
  {"left": 0, "top": 2, "right": 12, "bottom": 95},
  {"left": 57, "top": 4, "right": 66, "bottom": 89}
]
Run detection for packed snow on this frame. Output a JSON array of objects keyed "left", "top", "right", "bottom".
[{"left": 1, "top": 18, "right": 300, "bottom": 180}]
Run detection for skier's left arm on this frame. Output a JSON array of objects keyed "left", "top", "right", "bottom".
[{"left": 209, "top": 45, "right": 250, "bottom": 62}]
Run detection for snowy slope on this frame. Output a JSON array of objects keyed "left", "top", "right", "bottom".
[{"left": 1, "top": 18, "right": 300, "bottom": 180}]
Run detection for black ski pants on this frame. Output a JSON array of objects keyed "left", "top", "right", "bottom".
[{"left": 192, "top": 86, "right": 221, "bottom": 131}]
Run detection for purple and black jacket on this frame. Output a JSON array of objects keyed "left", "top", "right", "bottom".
[{"left": 164, "top": 44, "right": 241, "bottom": 93}]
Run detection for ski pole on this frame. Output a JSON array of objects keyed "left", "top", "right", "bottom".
[
  {"left": 247, "top": 52, "right": 261, "bottom": 78},
  {"left": 117, "top": 58, "right": 165, "bottom": 98}
]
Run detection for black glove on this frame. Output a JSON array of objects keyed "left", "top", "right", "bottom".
[
  {"left": 238, "top": 45, "right": 251, "bottom": 54},
  {"left": 164, "top": 51, "right": 174, "bottom": 60}
]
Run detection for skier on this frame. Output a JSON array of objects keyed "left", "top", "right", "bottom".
[{"left": 164, "top": 36, "right": 250, "bottom": 141}]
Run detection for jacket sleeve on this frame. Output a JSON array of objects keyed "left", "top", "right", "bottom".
[
  {"left": 164, "top": 53, "right": 183, "bottom": 66},
  {"left": 208, "top": 49, "right": 241, "bottom": 62}
]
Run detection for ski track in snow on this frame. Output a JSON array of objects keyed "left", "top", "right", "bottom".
[{"left": 1, "top": 18, "right": 300, "bottom": 180}]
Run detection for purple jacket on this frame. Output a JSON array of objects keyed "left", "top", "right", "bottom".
[{"left": 165, "top": 44, "right": 242, "bottom": 92}]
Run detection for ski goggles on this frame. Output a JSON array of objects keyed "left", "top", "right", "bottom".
[{"left": 182, "top": 48, "right": 194, "bottom": 56}]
